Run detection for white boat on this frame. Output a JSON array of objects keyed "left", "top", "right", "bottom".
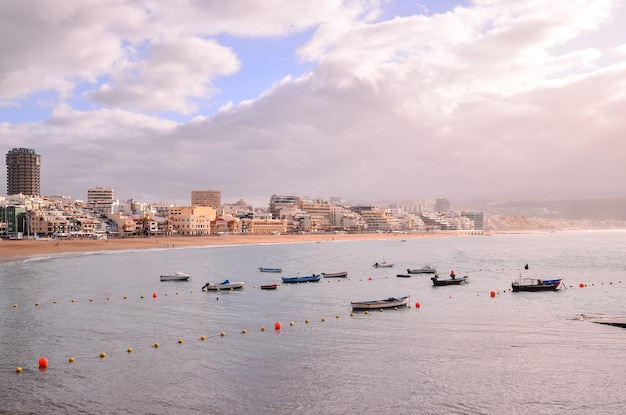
[
  {"left": 201, "top": 279, "right": 245, "bottom": 291},
  {"left": 373, "top": 261, "right": 394, "bottom": 268},
  {"left": 351, "top": 295, "right": 410, "bottom": 310},
  {"left": 407, "top": 265, "right": 437, "bottom": 274},
  {"left": 160, "top": 271, "right": 191, "bottom": 281},
  {"left": 258, "top": 267, "right": 283, "bottom": 273}
]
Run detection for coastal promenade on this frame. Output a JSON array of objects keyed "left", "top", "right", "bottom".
[{"left": 0, "top": 231, "right": 469, "bottom": 264}]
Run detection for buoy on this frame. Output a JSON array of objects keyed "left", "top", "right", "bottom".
[
  {"left": 68, "top": 357, "right": 75, "bottom": 363},
  {"left": 415, "top": 302, "right": 421, "bottom": 308},
  {"left": 71, "top": 299, "right": 76, "bottom": 302},
  {"left": 53, "top": 300, "right": 57, "bottom": 304},
  {"left": 140, "top": 295, "right": 144, "bottom": 299},
  {"left": 274, "top": 322, "right": 281, "bottom": 330},
  {"left": 336, "top": 315, "right": 340, "bottom": 319},
  {"left": 322, "top": 317, "right": 326, "bottom": 321},
  {"left": 16, "top": 367, "right": 22, "bottom": 373},
  {"left": 261, "top": 327, "right": 266, "bottom": 331},
  {"left": 579, "top": 283, "right": 585, "bottom": 288},
  {"left": 220, "top": 331, "right": 226, "bottom": 337},
  {"left": 200, "top": 335, "right": 206, "bottom": 341},
  {"left": 13, "top": 304, "right": 17, "bottom": 308},
  {"left": 178, "top": 338, "right": 183, "bottom": 343},
  {"left": 152, "top": 292, "right": 157, "bottom": 298},
  {"left": 289, "top": 321, "right": 294, "bottom": 326},
  {"left": 123, "top": 296, "right": 127, "bottom": 299},
  {"left": 107, "top": 297, "right": 111, "bottom": 301},
  {"left": 350, "top": 313, "right": 354, "bottom": 317},
  {"left": 35, "top": 302, "right": 39, "bottom": 306},
  {"left": 490, "top": 291, "right": 496, "bottom": 298},
  {"left": 38, "top": 357, "right": 48, "bottom": 368},
  {"left": 368, "top": 277, "right": 372, "bottom": 281},
  {"left": 127, "top": 347, "right": 133, "bottom": 353},
  {"left": 241, "top": 329, "right": 247, "bottom": 334},
  {"left": 100, "top": 352, "right": 106, "bottom": 358},
  {"left": 90, "top": 298, "right": 93, "bottom": 302},
  {"left": 154, "top": 342, "right": 160, "bottom": 348},
  {"left": 364, "top": 311, "right": 369, "bottom": 315}
]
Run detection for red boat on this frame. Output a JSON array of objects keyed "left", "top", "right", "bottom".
[{"left": 260, "top": 283, "right": 279, "bottom": 290}]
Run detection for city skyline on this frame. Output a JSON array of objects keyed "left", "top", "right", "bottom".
[{"left": 1, "top": 1, "right": 625, "bottom": 207}]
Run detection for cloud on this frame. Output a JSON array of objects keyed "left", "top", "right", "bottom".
[{"left": 1, "top": 0, "right": 625, "bottom": 207}]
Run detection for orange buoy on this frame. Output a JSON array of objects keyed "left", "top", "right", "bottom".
[
  {"left": 152, "top": 292, "right": 157, "bottom": 298},
  {"left": 415, "top": 302, "right": 421, "bottom": 308},
  {"left": 490, "top": 291, "right": 496, "bottom": 297},
  {"left": 579, "top": 283, "right": 585, "bottom": 288},
  {"left": 274, "top": 322, "right": 281, "bottom": 330},
  {"left": 38, "top": 357, "right": 48, "bottom": 369}
]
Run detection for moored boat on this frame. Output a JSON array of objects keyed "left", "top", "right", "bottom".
[
  {"left": 373, "top": 261, "right": 394, "bottom": 268},
  {"left": 160, "top": 271, "right": 191, "bottom": 281},
  {"left": 201, "top": 279, "right": 245, "bottom": 291},
  {"left": 281, "top": 274, "right": 323, "bottom": 283},
  {"left": 430, "top": 275, "right": 469, "bottom": 286},
  {"left": 407, "top": 265, "right": 437, "bottom": 274},
  {"left": 396, "top": 274, "right": 411, "bottom": 278},
  {"left": 322, "top": 271, "right": 348, "bottom": 278},
  {"left": 512, "top": 277, "right": 562, "bottom": 292},
  {"left": 260, "top": 283, "right": 279, "bottom": 290},
  {"left": 259, "top": 267, "right": 283, "bottom": 273},
  {"left": 351, "top": 295, "right": 410, "bottom": 310}
]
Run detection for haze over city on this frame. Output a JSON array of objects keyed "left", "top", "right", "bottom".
[{"left": 1, "top": 0, "right": 625, "bottom": 207}]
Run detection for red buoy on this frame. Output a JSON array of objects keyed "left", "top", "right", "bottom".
[
  {"left": 415, "top": 302, "right": 421, "bottom": 308},
  {"left": 38, "top": 357, "right": 48, "bottom": 369},
  {"left": 579, "top": 283, "right": 584, "bottom": 288},
  {"left": 490, "top": 291, "right": 496, "bottom": 298},
  {"left": 152, "top": 292, "right": 157, "bottom": 298},
  {"left": 274, "top": 322, "right": 281, "bottom": 330},
  {"left": 368, "top": 277, "right": 372, "bottom": 281}
]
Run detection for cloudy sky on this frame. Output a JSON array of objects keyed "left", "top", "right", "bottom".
[{"left": 1, "top": 0, "right": 625, "bottom": 207}]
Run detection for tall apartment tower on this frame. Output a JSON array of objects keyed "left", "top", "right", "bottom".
[
  {"left": 6, "top": 148, "right": 41, "bottom": 196},
  {"left": 87, "top": 187, "right": 115, "bottom": 214},
  {"left": 191, "top": 189, "right": 221, "bottom": 208}
]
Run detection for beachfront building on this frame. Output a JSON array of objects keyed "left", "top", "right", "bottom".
[
  {"left": 240, "top": 218, "right": 288, "bottom": 235},
  {"left": 167, "top": 205, "right": 216, "bottom": 236},
  {"left": 6, "top": 148, "right": 41, "bottom": 196},
  {"left": 191, "top": 189, "right": 221, "bottom": 208},
  {"left": 29, "top": 210, "right": 70, "bottom": 237},
  {"left": 269, "top": 195, "right": 300, "bottom": 218},
  {"left": 87, "top": 187, "right": 114, "bottom": 215}
]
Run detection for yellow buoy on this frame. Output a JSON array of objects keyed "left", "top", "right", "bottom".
[
  {"left": 71, "top": 299, "right": 76, "bottom": 302},
  {"left": 53, "top": 300, "right": 57, "bottom": 304},
  {"left": 350, "top": 313, "right": 354, "bottom": 317},
  {"left": 289, "top": 321, "right": 294, "bottom": 326},
  {"left": 200, "top": 335, "right": 206, "bottom": 341},
  {"left": 154, "top": 342, "right": 160, "bottom": 348},
  {"left": 305, "top": 319, "right": 310, "bottom": 324},
  {"left": 322, "top": 317, "right": 326, "bottom": 321},
  {"left": 364, "top": 311, "right": 369, "bottom": 315},
  {"left": 35, "top": 302, "right": 39, "bottom": 306},
  {"left": 69, "top": 357, "right": 75, "bottom": 363},
  {"left": 123, "top": 296, "right": 127, "bottom": 299},
  {"left": 178, "top": 339, "right": 183, "bottom": 344},
  {"left": 261, "top": 326, "right": 266, "bottom": 331},
  {"left": 16, "top": 367, "right": 22, "bottom": 373},
  {"left": 127, "top": 347, "right": 133, "bottom": 353},
  {"left": 241, "top": 329, "right": 247, "bottom": 334},
  {"left": 100, "top": 352, "right": 106, "bottom": 358},
  {"left": 336, "top": 315, "right": 340, "bottom": 319},
  {"left": 13, "top": 304, "right": 17, "bottom": 308},
  {"left": 220, "top": 332, "right": 226, "bottom": 337},
  {"left": 107, "top": 297, "right": 111, "bottom": 301},
  {"left": 90, "top": 298, "right": 93, "bottom": 302}
]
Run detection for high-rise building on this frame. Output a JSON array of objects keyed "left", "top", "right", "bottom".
[
  {"left": 87, "top": 187, "right": 115, "bottom": 214},
  {"left": 191, "top": 190, "right": 221, "bottom": 208},
  {"left": 6, "top": 148, "right": 41, "bottom": 196}
]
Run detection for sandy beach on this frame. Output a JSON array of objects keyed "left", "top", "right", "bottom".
[{"left": 0, "top": 232, "right": 470, "bottom": 264}]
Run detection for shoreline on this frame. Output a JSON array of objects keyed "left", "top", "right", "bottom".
[{"left": 0, "top": 232, "right": 477, "bottom": 264}]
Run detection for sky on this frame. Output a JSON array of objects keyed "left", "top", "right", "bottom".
[{"left": 1, "top": 0, "right": 625, "bottom": 207}]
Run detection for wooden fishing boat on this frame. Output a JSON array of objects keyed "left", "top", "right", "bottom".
[
  {"left": 201, "top": 279, "right": 245, "bottom": 291},
  {"left": 407, "top": 265, "right": 437, "bottom": 274},
  {"left": 512, "top": 277, "right": 562, "bottom": 292},
  {"left": 281, "top": 274, "right": 323, "bottom": 283},
  {"left": 322, "top": 271, "right": 348, "bottom": 278},
  {"left": 258, "top": 267, "right": 283, "bottom": 273},
  {"left": 351, "top": 295, "right": 410, "bottom": 310},
  {"left": 430, "top": 275, "right": 469, "bottom": 286},
  {"left": 396, "top": 274, "right": 411, "bottom": 278},
  {"left": 260, "top": 283, "right": 279, "bottom": 290}
]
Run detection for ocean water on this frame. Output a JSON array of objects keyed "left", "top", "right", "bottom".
[{"left": 1, "top": 230, "right": 625, "bottom": 414}]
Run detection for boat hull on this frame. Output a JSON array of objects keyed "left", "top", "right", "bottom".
[
  {"left": 407, "top": 266, "right": 437, "bottom": 274},
  {"left": 322, "top": 271, "right": 348, "bottom": 278},
  {"left": 202, "top": 281, "right": 245, "bottom": 290},
  {"left": 260, "top": 284, "right": 278, "bottom": 290},
  {"left": 351, "top": 296, "right": 410, "bottom": 310},
  {"left": 160, "top": 272, "right": 191, "bottom": 281},
  {"left": 431, "top": 276, "right": 469, "bottom": 286},
  {"left": 259, "top": 267, "right": 282, "bottom": 273},
  {"left": 281, "top": 274, "right": 323, "bottom": 283},
  {"left": 512, "top": 278, "right": 562, "bottom": 292}
]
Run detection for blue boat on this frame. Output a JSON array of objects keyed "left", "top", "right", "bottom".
[{"left": 281, "top": 274, "right": 323, "bottom": 283}]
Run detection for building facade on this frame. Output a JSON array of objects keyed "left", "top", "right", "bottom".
[
  {"left": 6, "top": 148, "right": 41, "bottom": 196},
  {"left": 87, "top": 187, "right": 115, "bottom": 215},
  {"left": 191, "top": 190, "right": 221, "bottom": 208}
]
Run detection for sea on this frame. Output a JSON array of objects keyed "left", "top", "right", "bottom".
[{"left": 1, "top": 230, "right": 625, "bottom": 414}]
